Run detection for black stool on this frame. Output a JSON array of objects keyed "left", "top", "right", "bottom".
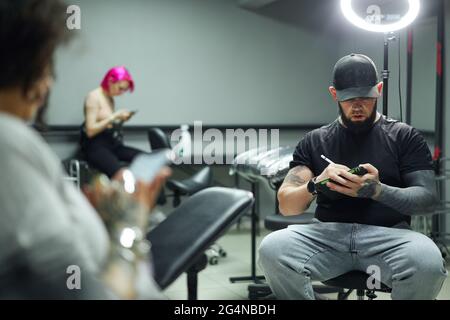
[{"left": 323, "top": 271, "right": 392, "bottom": 300}]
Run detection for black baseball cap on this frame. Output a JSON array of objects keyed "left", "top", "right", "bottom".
[{"left": 332, "top": 53, "right": 380, "bottom": 102}]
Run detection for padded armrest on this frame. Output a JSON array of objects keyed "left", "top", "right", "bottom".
[
  {"left": 147, "top": 187, "right": 254, "bottom": 289},
  {"left": 166, "top": 167, "right": 212, "bottom": 195}
]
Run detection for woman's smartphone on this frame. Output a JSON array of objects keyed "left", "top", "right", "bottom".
[{"left": 129, "top": 149, "right": 172, "bottom": 183}]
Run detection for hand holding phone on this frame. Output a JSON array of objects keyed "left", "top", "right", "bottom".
[
  {"left": 129, "top": 149, "right": 173, "bottom": 183},
  {"left": 316, "top": 166, "right": 368, "bottom": 187},
  {"left": 315, "top": 166, "right": 368, "bottom": 200},
  {"left": 128, "top": 110, "right": 138, "bottom": 118},
  {"left": 112, "top": 110, "right": 138, "bottom": 125}
]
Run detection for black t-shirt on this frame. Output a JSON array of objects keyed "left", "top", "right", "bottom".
[{"left": 289, "top": 116, "right": 434, "bottom": 227}]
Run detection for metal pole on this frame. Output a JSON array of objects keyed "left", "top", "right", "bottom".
[
  {"left": 406, "top": 28, "right": 414, "bottom": 125},
  {"left": 433, "top": 0, "right": 446, "bottom": 242},
  {"left": 251, "top": 182, "right": 257, "bottom": 279},
  {"left": 383, "top": 33, "right": 390, "bottom": 117}
]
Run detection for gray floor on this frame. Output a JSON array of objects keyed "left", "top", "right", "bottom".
[{"left": 160, "top": 218, "right": 450, "bottom": 300}]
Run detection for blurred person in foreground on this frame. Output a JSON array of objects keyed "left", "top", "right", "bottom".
[{"left": 0, "top": 0, "right": 170, "bottom": 299}]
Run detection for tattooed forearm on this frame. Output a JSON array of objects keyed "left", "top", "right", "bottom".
[
  {"left": 284, "top": 174, "right": 307, "bottom": 186},
  {"left": 374, "top": 171, "right": 438, "bottom": 215},
  {"left": 278, "top": 165, "right": 315, "bottom": 215},
  {"left": 357, "top": 179, "right": 381, "bottom": 198},
  {"left": 283, "top": 166, "right": 309, "bottom": 187}
]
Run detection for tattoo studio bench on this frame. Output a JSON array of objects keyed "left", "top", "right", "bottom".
[{"left": 147, "top": 187, "right": 254, "bottom": 300}]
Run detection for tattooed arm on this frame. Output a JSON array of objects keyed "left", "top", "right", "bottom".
[
  {"left": 327, "top": 163, "right": 438, "bottom": 215},
  {"left": 278, "top": 165, "right": 315, "bottom": 216},
  {"left": 374, "top": 170, "right": 438, "bottom": 215},
  {"left": 278, "top": 162, "right": 355, "bottom": 215}
]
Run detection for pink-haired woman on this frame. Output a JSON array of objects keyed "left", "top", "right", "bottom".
[{"left": 81, "top": 66, "right": 144, "bottom": 178}]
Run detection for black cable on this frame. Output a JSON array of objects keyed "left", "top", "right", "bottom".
[{"left": 398, "top": 33, "right": 403, "bottom": 122}]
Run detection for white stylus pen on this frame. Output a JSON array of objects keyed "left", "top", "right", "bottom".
[{"left": 321, "top": 154, "right": 335, "bottom": 165}]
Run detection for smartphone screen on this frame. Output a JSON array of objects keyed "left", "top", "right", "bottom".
[{"left": 129, "top": 149, "right": 172, "bottom": 183}]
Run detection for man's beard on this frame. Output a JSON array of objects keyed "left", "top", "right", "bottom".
[{"left": 338, "top": 102, "right": 377, "bottom": 134}]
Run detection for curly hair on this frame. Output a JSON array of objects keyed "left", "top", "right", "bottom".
[{"left": 0, "top": 0, "right": 72, "bottom": 94}]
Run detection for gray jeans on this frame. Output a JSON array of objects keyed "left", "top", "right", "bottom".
[{"left": 258, "top": 219, "right": 448, "bottom": 300}]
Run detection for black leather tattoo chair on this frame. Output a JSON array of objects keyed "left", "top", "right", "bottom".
[
  {"left": 148, "top": 187, "right": 254, "bottom": 300},
  {"left": 147, "top": 128, "right": 228, "bottom": 265},
  {"left": 147, "top": 128, "right": 212, "bottom": 207}
]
